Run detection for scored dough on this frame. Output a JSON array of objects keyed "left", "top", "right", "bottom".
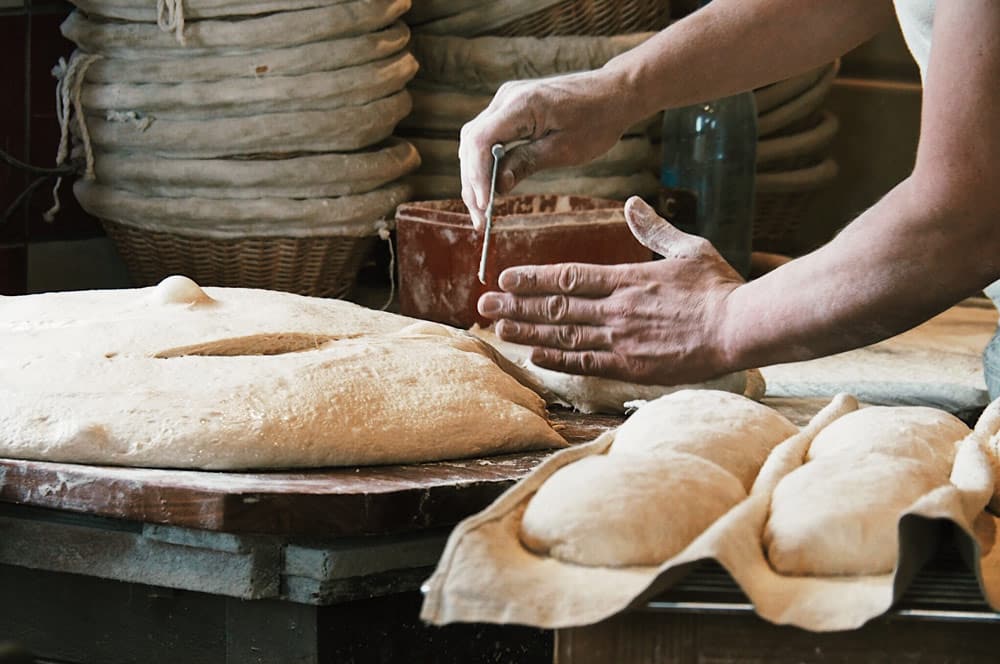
[
  {"left": 764, "top": 453, "right": 946, "bottom": 576},
  {"left": 611, "top": 390, "right": 799, "bottom": 490},
  {"left": 0, "top": 276, "right": 566, "bottom": 469},
  {"left": 519, "top": 452, "right": 747, "bottom": 567},
  {"left": 805, "top": 405, "right": 968, "bottom": 477}
]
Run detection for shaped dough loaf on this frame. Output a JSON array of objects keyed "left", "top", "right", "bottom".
[
  {"left": 0, "top": 276, "right": 566, "bottom": 469},
  {"left": 519, "top": 390, "right": 798, "bottom": 567},
  {"left": 805, "top": 406, "right": 966, "bottom": 477},
  {"left": 764, "top": 453, "right": 945, "bottom": 576},
  {"left": 519, "top": 452, "right": 746, "bottom": 567},
  {"left": 765, "top": 406, "right": 968, "bottom": 576},
  {"left": 611, "top": 390, "right": 799, "bottom": 490}
]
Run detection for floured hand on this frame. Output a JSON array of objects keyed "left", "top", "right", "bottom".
[
  {"left": 459, "top": 69, "right": 633, "bottom": 230},
  {"left": 477, "top": 197, "right": 744, "bottom": 386}
]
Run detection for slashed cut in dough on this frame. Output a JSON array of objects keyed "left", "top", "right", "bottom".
[
  {"left": 519, "top": 452, "right": 746, "bottom": 567},
  {"left": 765, "top": 406, "right": 968, "bottom": 576},
  {"left": 764, "top": 453, "right": 946, "bottom": 576},
  {"left": 0, "top": 276, "right": 566, "bottom": 469},
  {"left": 518, "top": 391, "right": 799, "bottom": 567},
  {"left": 611, "top": 390, "right": 799, "bottom": 490}
]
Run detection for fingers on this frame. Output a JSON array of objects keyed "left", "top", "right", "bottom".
[
  {"left": 495, "top": 319, "right": 613, "bottom": 351},
  {"left": 530, "top": 347, "right": 627, "bottom": 380},
  {"left": 478, "top": 292, "right": 604, "bottom": 324},
  {"left": 497, "top": 263, "right": 621, "bottom": 296},
  {"left": 624, "top": 196, "right": 701, "bottom": 256},
  {"left": 459, "top": 100, "right": 534, "bottom": 231}
]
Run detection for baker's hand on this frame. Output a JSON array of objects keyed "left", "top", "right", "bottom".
[
  {"left": 459, "top": 69, "right": 633, "bottom": 230},
  {"left": 477, "top": 197, "right": 745, "bottom": 386}
]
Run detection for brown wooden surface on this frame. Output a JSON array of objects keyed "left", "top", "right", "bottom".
[
  {"left": 0, "top": 410, "right": 622, "bottom": 538},
  {"left": 555, "top": 610, "right": 1000, "bottom": 664}
]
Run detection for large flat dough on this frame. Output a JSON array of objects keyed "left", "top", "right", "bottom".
[
  {"left": 0, "top": 276, "right": 566, "bottom": 469},
  {"left": 519, "top": 452, "right": 746, "bottom": 567}
]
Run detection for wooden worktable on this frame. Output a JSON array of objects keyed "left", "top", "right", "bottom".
[{"left": 0, "top": 302, "right": 995, "bottom": 663}]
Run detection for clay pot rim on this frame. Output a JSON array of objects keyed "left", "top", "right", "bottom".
[{"left": 396, "top": 195, "right": 626, "bottom": 230}]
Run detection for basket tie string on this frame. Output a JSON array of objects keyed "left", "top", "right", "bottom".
[
  {"left": 376, "top": 220, "right": 396, "bottom": 312},
  {"left": 157, "top": 0, "right": 187, "bottom": 44},
  {"left": 46, "top": 51, "right": 102, "bottom": 222}
]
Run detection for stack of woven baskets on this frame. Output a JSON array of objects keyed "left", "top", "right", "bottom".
[
  {"left": 752, "top": 60, "right": 841, "bottom": 254},
  {"left": 400, "top": 0, "right": 671, "bottom": 202},
  {"left": 56, "top": 0, "right": 419, "bottom": 297}
]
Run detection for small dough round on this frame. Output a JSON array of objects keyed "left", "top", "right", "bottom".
[
  {"left": 149, "top": 275, "right": 214, "bottom": 306},
  {"left": 806, "top": 406, "right": 968, "bottom": 476},
  {"left": 764, "top": 453, "right": 946, "bottom": 576},
  {"left": 519, "top": 452, "right": 746, "bottom": 567},
  {"left": 611, "top": 390, "right": 798, "bottom": 490}
]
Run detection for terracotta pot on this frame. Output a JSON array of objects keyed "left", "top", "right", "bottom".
[{"left": 396, "top": 195, "right": 653, "bottom": 328}]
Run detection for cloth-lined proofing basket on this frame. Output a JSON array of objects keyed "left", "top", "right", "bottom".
[
  {"left": 81, "top": 22, "right": 411, "bottom": 84},
  {"left": 421, "top": 393, "right": 1000, "bottom": 632},
  {"left": 78, "top": 179, "right": 410, "bottom": 296},
  {"left": 61, "top": 0, "right": 410, "bottom": 54},
  {"left": 79, "top": 90, "right": 412, "bottom": 158},
  {"left": 60, "top": 0, "right": 417, "bottom": 298},
  {"left": 79, "top": 51, "right": 418, "bottom": 118},
  {"left": 72, "top": 0, "right": 351, "bottom": 21},
  {"left": 88, "top": 139, "right": 420, "bottom": 200}
]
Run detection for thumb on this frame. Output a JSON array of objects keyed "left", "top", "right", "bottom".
[{"left": 624, "top": 196, "right": 694, "bottom": 256}]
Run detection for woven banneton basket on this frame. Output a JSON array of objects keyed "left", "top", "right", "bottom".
[
  {"left": 491, "top": 0, "right": 670, "bottom": 36},
  {"left": 102, "top": 220, "right": 376, "bottom": 298},
  {"left": 753, "top": 159, "right": 838, "bottom": 254}
]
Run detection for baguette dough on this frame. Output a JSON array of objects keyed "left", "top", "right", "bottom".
[
  {"left": 519, "top": 452, "right": 746, "bottom": 567},
  {"left": 764, "top": 453, "right": 945, "bottom": 576},
  {"left": 611, "top": 390, "right": 799, "bottom": 490},
  {"left": 0, "top": 276, "right": 567, "bottom": 469}
]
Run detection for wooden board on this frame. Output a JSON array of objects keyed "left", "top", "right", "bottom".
[{"left": 0, "top": 410, "right": 622, "bottom": 538}]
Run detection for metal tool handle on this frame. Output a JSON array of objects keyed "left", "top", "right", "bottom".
[{"left": 477, "top": 139, "right": 531, "bottom": 285}]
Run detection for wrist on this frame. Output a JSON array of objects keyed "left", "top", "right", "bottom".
[
  {"left": 597, "top": 58, "right": 653, "bottom": 130},
  {"left": 709, "top": 281, "right": 749, "bottom": 376}
]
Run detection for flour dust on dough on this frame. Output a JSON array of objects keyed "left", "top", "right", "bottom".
[
  {"left": 469, "top": 325, "right": 755, "bottom": 415},
  {"left": 0, "top": 276, "right": 566, "bottom": 469}
]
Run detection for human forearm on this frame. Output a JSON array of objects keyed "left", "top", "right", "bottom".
[
  {"left": 718, "top": 177, "right": 1000, "bottom": 371},
  {"left": 603, "top": 0, "right": 895, "bottom": 126}
]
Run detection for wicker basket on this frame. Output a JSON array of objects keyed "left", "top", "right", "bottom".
[
  {"left": 491, "top": 0, "right": 670, "bottom": 37},
  {"left": 102, "top": 219, "right": 376, "bottom": 298},
  {"left": 753, "top": 159, "right": 838, "bottom": 254}
]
